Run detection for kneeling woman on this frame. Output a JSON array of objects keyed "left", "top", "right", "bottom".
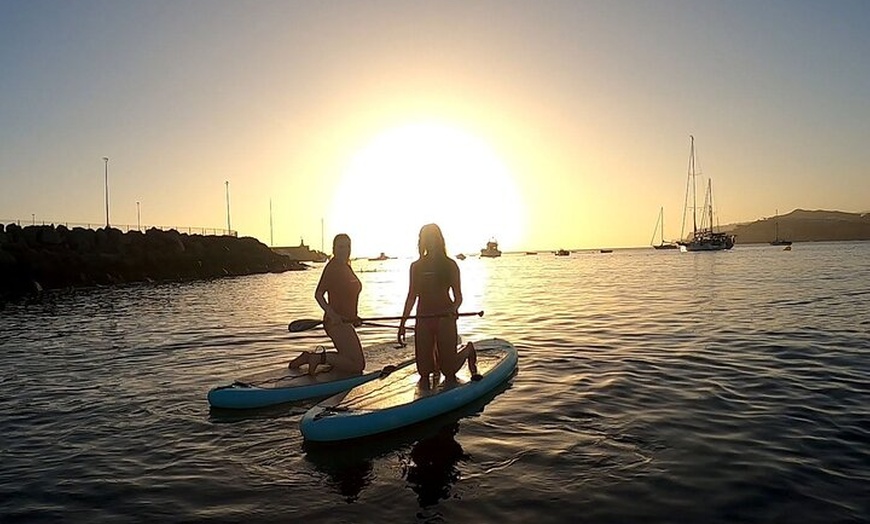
[
  {"left": 290, "top": 233, "right": 365, "bottom": 375},
  {"left": 398, "top": 223, "right": 477, "bottom": 385}
]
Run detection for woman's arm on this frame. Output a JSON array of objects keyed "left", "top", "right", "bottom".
[
  {"left": 314, "top": 262, "right": 340, "bottom": 323},
  {"left": 450, "top": 260, "right": 463, "bottom": 314},
  {"left": 398, "top": 264, "right": 418, "bottom": 342}
]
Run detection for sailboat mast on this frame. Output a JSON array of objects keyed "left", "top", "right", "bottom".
[
  {"left": 690, "top": 135, "right": 698, "bottom": 236},
  {"left": 707, "top": 179, "right": 714, "bottom": 233},
  {"left": 774, "top": 209, "right": 779, "bottom": 241},
  {"left": 660, "top": 206, "right": 665, "bottom": 244},
  {"left": 650, "top": 207, "right": 663, "bottom": 246}
]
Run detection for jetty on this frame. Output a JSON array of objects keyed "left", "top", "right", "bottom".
[{"left": 0, "top": 223, "right": 307, "bottom": 300}]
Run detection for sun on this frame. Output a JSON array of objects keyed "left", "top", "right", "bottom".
[{"left": 327, "top": 122, "right": 526, "bottom": 258}]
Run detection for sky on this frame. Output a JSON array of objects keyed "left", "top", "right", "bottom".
[{"left": 2, "top": 0, "right": 868, "bottom": 256}]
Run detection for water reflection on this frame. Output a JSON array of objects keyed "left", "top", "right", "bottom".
[
  {"left": 303, "top": 430, "right": 398, "bottom": 503},
  {"left": 303, "top": 378, "right": 514, "bottom": 505},
  {"left": 303, "top": 420, "right": 468, "bottom": 505},
  {"left": 404, "top": 422, "right": 468, "bottom": 507},
  {"left": 305, "top": 449, "right": 375, "bottom": 503},
  {"left": 207, "top": 403, "right": 312, "bottom": 423}
]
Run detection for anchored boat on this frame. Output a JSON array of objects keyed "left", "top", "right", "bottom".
[
  {"left": 770, "top": 210, "right": 792, "bottom": 246},
  {"left": 651, "top": 206, "right": 679, "bottom": 250},
  {"left": 479, "top": 239, "right": 502, "bottom": 258},
  {"left": 677, "top": 136, "right": 735, "bottom": 252}
]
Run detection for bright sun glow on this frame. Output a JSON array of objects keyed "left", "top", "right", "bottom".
[{"left": 328, "top": 122, "right": 526, "bottom": 258}]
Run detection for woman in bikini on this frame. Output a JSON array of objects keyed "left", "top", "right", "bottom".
[
  {"left": 398, "top": 224, "right": 477, "bottom": 385},
  {"left": 289, "top": 233, "right": 365, "bottom": 375}
]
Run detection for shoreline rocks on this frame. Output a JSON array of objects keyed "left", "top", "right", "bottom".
[{"left": 0, "top": 224, "right": 307, "bottom": 301}]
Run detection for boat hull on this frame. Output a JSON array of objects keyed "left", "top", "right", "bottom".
[{"left": 678, "top": 232, "right": 735, "bottom": 252}]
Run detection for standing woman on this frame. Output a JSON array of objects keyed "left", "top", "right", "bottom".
[
  {"left": 289, "top": 233, "right": 365, "bottom": 375},
  {"left": 398, "top": 224, "right": 477, "bottom": 384}
]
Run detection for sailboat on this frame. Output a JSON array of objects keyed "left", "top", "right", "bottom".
[
  {"left": 770, "top": 210, "right": 792, "bottom": 246},
  {"left": 677, "top": 136, "right": 735, "bottom": 252},
  {"left": 650, "top": 207, "right": 678, "bottom": 249}
]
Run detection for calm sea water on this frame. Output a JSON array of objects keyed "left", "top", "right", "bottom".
[{"left": 1, "top": 242, "right": 868, "bottom": 523}]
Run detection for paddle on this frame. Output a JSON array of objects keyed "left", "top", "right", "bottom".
[
  {"left": 288, "top": 311, "right": 484, "bottom": 333},
  {"left": 360, "top": 321, "right": 414, "bottom": 330}
]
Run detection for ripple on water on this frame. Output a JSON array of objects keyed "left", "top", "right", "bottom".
[{"left": 2, "top": 244, "right": 870, "bottom": 523}]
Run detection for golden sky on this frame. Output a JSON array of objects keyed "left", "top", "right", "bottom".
[{"left": 2, "top": 2, "right": 869, "bottom": 257}]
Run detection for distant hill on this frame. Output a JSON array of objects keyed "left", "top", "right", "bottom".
[{"left": 721, "top": 209, "right": 870, "bottom": 244}]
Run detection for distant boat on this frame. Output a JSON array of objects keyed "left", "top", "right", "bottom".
[
  {"left": 676, "top": 136, "right": 735, "bottom": 252},
  {"left": 480, "top": 239, "right": 502, "bottom": 258},
  {"left": 651, "top": 206, "right": 679, "bottom": 250},
  {"left": 272, "top": 239, "right": 328, "bottom": 262},
  {"left": 599, "top": 249, "right": 613, "bottom": 254},
  {"left": 525, "top": 251, "right": 538, "bottom": 255},
  {"left": 770, "top": 210, "right": 792, "bottom": 246},
  {"left": 456, "top": 253, "right": 466, "bottom": 260},
  {"left": 367, "top": 252, "right": 394, "bottom": 261},
  {"left": 555, "top": 249, "right": 569, "bottom": 256}
]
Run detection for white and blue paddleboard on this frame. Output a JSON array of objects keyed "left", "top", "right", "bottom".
[
  {"left": 300, "top": 338, "right": 518, "bottom": 442},
  {"left": 207, "top": 345, "right": 415, "bottom": 410}
]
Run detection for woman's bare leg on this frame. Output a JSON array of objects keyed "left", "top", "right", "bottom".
[
  {"left": 463, "top": 341, "right": 478, "bottom": 376},
  {"left": 434, "top": 318, "right": 463, "bottom": 378},
  {"left": 415, "top": 321, "right": 437, "bottom": 380},
  {"left": 316, "top": 323, "right": 365, "bottom": 375},
  {"left": 288, "top": 351, "right": 309, "bottom": 369},
  {"left": 440, "top": 341, "right": 477, "bottom": 379}
]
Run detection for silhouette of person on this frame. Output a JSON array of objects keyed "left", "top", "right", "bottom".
[
  {"left": 398, "top": 224, "right": 477, "bottom": 385},
  {"left": 290, "top": 233, "right": 365, "bottom": 375},
  {"left": 406, "top": 422, "right": 468, "bottom": 507},
  {"left": 303, "top": 441, "right": 373, "bottom": 503}
]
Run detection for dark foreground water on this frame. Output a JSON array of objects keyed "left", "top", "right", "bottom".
[{"left": 1, "top": 242, "right": 868, "bottom": 523}]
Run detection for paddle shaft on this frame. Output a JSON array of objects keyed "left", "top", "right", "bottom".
[
  {"left": 360, "top": 321, "right": 414, "bottom": 331},
  {"left": 288, "top": 310, "right": 483, "bottom": 332},
  {"left": 363, "top": 311, "right": 483, "bottom": 323}
]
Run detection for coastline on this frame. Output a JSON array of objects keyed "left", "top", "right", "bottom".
[{"left": 0, "top": 223, "right": 307, "bottom": 301}]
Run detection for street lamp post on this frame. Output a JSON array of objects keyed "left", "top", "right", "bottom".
[
  {"left": 136, "top": 201, "right": 141, "bottom": 231},
  {"left": 225, "top": 181, "right": 231, "bottom": 234},
  {"left": 102, "top": 157, "right": 110, "bottom": 228}
]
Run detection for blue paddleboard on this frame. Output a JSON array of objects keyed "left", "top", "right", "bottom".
[
  {"left": 207, "top": 343, "right": 415, "bottom": 409},
  {"left": 300, "top": 338, "right": 518, "bottom": 442}
]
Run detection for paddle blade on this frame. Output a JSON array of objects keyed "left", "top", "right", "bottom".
[{"left": 288, "top": 319, "right": 323, "bottom": 332}]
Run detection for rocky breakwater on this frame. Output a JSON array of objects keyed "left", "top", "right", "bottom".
[{"left": 0, "top": 223, "right": 307, "bottom": 300}]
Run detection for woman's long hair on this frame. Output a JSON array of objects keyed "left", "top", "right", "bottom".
[
  {"left": 417, "top": 223, "right": 447, "bottom": 259},
  {"left": 332, "top": 233, "right": 351, "bottom": 264}
]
